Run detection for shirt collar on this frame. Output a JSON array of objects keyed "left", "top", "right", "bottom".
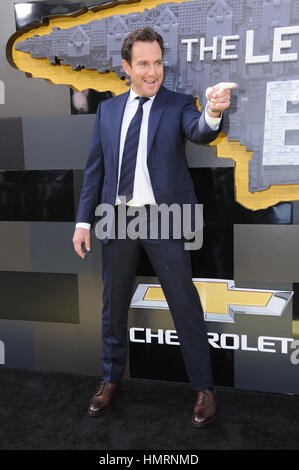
[{"left": 128, "top": 87, "right": 156, "bottom": 103}]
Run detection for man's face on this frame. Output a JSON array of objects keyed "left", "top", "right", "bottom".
[{"left": 122, "top": 40, "right": 164, "bottom": 97}]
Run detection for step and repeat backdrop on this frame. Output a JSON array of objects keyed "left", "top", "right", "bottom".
[{"left": 0, "top": 0, "right": 299, "bottom": 394}]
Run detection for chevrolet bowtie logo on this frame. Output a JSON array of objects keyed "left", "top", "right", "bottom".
[{"left": 130, "top": 279, "right": 293, "bottom": 323}]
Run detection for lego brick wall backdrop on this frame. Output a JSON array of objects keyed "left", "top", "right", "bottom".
[{"left": 0, "top": 0, "right": 299, "bottom": 394}]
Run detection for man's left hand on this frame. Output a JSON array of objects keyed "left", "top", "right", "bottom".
[{"left": 205, "top": 82, "right": 238, "bottom": 116}]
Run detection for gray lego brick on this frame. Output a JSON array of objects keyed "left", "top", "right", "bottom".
[
  {"left": 77, "top": 273, "right": 102, "bottom": 324},
  {"left": 22, "top": 114, "right": 95, "bottom": 170},
  {"left": 0, "top": 271, "right": 80, "bottom": 323},
  {"left": 33, "top": 322, "right": 102, "bottom": 376},
  {"left": 0, "top": 222, "right": 30, "bottom": 271},
  {"left": 234, "top": 224, "right": 299, "bottom": 282},
  {"left": 29, "top": 222, "right": 102, "bottom": 274},
  {"left": 0, "top": 118, "right": 24, "bottom": 169}
]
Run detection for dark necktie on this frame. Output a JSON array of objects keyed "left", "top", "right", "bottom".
[{"left": 118, "top": 96, "right": 150, "bottom": 203}]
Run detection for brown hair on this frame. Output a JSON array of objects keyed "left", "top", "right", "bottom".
[{"left": 121, "top": 27, "right": 164, "bottom": 65}]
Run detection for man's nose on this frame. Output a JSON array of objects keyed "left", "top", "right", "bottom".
[{"left": 147, "top": 64, "right": 156, "bottom": 75}]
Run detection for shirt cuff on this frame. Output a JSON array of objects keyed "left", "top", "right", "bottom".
[
  {"left": 204, "top": 104, "right": 222, "bottom": 130},
  {"left": 76, "top": 222, "right": 91, "bottom": 230}
]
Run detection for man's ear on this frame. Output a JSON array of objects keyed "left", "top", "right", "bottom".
[{"left": 122, "top": 59, "right": 131, "bottom": 77}]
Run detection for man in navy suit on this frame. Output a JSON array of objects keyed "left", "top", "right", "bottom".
[{"left": 73, "top": 27, "right": 236, "bottom": 428}]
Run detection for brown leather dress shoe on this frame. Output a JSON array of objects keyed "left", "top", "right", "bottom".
[
  {"left": 88, "top": 381, "right": 121, "bottom": 416},
  {"left": 192, "top": 388, "right": 216, "bottom": 428}
]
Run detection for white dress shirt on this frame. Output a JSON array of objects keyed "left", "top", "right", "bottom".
[
  {"left": 76, "top": 87, "right": 221, "bottom": 230},
  {"left": 115, "top": 88, "right": 156, "bottom": 207}
]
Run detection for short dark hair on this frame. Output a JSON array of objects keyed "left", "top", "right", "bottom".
[{"left": 121, "top": 27, "right": 164, "bottom": 65}]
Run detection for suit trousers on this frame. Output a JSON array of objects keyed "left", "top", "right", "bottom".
[{"left": 100, "top": 204, "right": 214, "bottom": 391}]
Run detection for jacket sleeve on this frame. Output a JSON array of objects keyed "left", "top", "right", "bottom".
[
  {"left": 75, "top": 102, "right": 105, "bottom": 226},
  {"left": 181, "top": 94, "right": 222, "bottom": 144}
]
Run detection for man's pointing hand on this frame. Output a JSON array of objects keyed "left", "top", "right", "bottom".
[{"left": 205, "top": 82, "right": 238, "bottom": 114}]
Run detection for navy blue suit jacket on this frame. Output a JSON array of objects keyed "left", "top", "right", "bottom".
[{"left": 76, "top": 84, "right": 222, "bottom": 242}]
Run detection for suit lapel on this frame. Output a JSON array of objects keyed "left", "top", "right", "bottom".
[
  {"left": 147, "top": 85, "right": 171, "bottom": 161},
  {"left": 111, "top": 90, "right": 130, "bottom": 168},
  {"left": 110, "top": 85, "right": 170, "bottom": 169}
]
